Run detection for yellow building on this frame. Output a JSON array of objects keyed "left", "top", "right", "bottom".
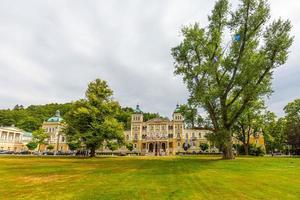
[
  {"left": 40, "top": 110, "right": 69, "bottom": 152},
  {"left": 0, "top": 126, "right": 32, "bottom": 152},
  {"left": 124, "top": 104, "right": 213, "bottom": 155}
]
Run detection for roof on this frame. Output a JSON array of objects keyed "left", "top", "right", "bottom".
[
  {"left": 174, "top": 104, "right": 181, "bottom": 113},
  {"left": 0, "top": 126, "right": 24, "bottom": 132},
  {"left": 146, "top": 118, "right": 170, "bottom": 123},
  {"left": 47, "top": 110, "right": 63, "bottom": 122},
  {"left": 133, "top": 104, "right": 143, "bottom": 114},
  {"left": 23, "top": 132, "right": 32, "bottom": 137}
]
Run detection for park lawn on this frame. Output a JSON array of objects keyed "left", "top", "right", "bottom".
[{"left": 0, "top": 156, "right": 299, "bottom": 200}]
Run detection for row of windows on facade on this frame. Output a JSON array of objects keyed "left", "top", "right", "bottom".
[
  {"left": 174, "top": 115, "right": 182, "bottom": 120},
  {"left": 0, "top": 132, "right": 21, "bottom": 142},
  {"left": 48, "top": 135, "right": 66, "bottom": 142},
  {"left": 127, "top": 132, "right": 204, "bottom": 140},
  {"left": 132, "top": 116, "right": 142, "bottom": 121},
  {"left": 132, "top": 125, "right": 183, "bottom": 131},
  {"left": 131, "top": 141, "right": 200, "bottom": 149},
  {"left": 45, "top": 127, "right": 59, "bottom": 133}
]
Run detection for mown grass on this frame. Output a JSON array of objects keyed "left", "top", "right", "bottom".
[{"left": 0, "top": 156, "right": 299, "bottom": 200}]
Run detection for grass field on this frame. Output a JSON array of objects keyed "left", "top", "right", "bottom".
[{"left": 0, "top": 156, "right": 299, "bottom": 200}]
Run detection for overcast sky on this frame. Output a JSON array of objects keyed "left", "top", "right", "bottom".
[{"left": 0, "top": 0, "right": 299, "bottom": 118}]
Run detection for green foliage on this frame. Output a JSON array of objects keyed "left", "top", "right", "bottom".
[
  {"left": 143, "top": 112, "right": 160, "bottom": 122},
  {"left": 67, "top": 139, "right": 81, "bottom": 151},
  {"left": 233, "top": 100, "right": 266, "bottom": 155},
  {"left": 199, "top": 143, "right": 209, "bottom": 151},
  {"left": 64, "top": 79, "right": 124, "bottom": 157},
  {"left": 178, "top": 104, "right": 205, "bottom": 128},
  {"left": 106, "top": 141, "right": 119, "bottom": 152},
  {"left": 26, "top": 141, "right": 38, "bottom": 151},
  {"left": 32, "top": 127, "right": 48, "bottom": 148},
  {"left": 172, "top": 0, "right": 293, "bottom": 159},
  {"left": 116, "top": 107, "right": 134, "bottom": 130},
  {"left": 249, "top": 144, "right": 265, "bottom": 156},
  {"left": 47, "top": 145, "right": 54, "bottom": 151},
  {"left": 126, "top": 143, "right": 134, "bottom": 151},
  {"left": 284, "top": 99, "right": 300, "bottom": 154},
  {"left": 0, "top": 103, "right": 72, "bottom": 132}
]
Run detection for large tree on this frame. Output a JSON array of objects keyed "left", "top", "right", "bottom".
[
  {"left": 64, "top": 79, "right": 124, "bottom": 157},
  {"left": 172, "top": 0, "right": 293, "bottom": 159}
]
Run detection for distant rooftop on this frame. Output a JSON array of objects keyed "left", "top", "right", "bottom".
[{"left": 47, "top": 110, "right": 63, "bottom": 122}]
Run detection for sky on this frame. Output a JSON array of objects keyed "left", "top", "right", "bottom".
[{"left": 0, "top": 0, "right": 299, "bottom": 118}]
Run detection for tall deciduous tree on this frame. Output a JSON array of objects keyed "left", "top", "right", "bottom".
[
  {"left": 64, "top": 79, "right": 124, "bottom": 157},
  {"left": 172, "top": 0, "right": 293, "bottom": 159}
]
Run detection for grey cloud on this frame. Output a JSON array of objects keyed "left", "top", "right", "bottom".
[{"left": 0, "top": 0, "right": 299, "bottom": 118}]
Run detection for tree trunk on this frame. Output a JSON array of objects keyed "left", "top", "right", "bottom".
[
  {"left": 244, "top": 144, "right": 249, "bottom": 155},
  {"left": 222, "top": 130, "right": 235, "bottom": 159},
  {"left": 90, "top": 147, "right": 96, "bottom": 157}
]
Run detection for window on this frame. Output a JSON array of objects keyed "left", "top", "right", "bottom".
[
  {"left": 186, "top": 133, "right": 188, "bottom": 138},
  {"left": 62, "top": 137, "right": 65, "bottom": 142},
  {"left": 134, "top": 144, "right": 137, "bottom": 148},
  {"left": 192, "top": 132, "right": 195, "bottom": 138},
  {"left": 126, "top": 135, "right": 129, "bottom": 140},
  {"left": 199, "top": 133, "right": 202, "bottom": 138},
  {"left": 178, "top": 142, "right": 180, "bottom": 147},
  {"left": 134, "top": 134, "right": 138, "bottom": 140}
]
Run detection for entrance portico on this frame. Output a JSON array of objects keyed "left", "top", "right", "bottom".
[{"left": 143, "top": 140, "right": 171, "bottom": 156}]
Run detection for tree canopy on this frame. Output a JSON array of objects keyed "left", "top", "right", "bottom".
[
  {"left": 64, "top": 79, "right": 125, "bottom": 157},
  {"left": 172, "top": 0, "right": 293, "bottom": 159}
]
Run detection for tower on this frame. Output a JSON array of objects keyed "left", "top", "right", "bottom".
[
  {"left": 131, "top": 105, "right": 143, "bottom": 149},
  {"left": 173, "top": 103, "right": 183, "bottom": 122},
  {"left": 132, "top": 104, "right": 143, "bottom": 123}
]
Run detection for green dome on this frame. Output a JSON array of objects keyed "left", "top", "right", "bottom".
[
  {"left": 47, "top": 110, "right": 63, "bottom": 122},
  {"left": 174, "top": 104, "right": 181, "bottom": 113},
  {"left": 134, "top": 104, "right": 143, "bottom": 114}
]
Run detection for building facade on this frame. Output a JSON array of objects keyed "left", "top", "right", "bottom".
[
  {"left": 0, "top": 126, "right": 32, "bottom": 152},
  {"left": 124, "top": 105, "right": 213, "bottom": 155},
  {"left": 40, "top": 110, "right": 69, "bottom": 152}
]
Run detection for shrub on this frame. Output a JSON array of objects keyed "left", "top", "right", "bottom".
[
  {"left": 199, "top": 143, "right": 209, "bottom": 151},
  {"left": 249, "top": 144, "right": 265, "bottom": 156}
]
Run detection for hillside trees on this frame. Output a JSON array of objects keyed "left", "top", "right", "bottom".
[{"left": 172, "top": 0, "right": 293, "bottom": 159}]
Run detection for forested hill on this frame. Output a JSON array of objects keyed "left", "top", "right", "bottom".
[
  {"left": 0, "top": 103, "right": 72, "bottom": 132},
  {"left": 0, "top": 103, "right": 161, "bottom": 132}
]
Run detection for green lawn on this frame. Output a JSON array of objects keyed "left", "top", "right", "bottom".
[{"left": 0, "top": 156, "right": 299, "bottom": 200}]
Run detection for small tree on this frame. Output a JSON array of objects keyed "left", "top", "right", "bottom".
[
  {"left": 126, "top": 143, "right": 134, "bottom": 152},
  {"left": 47, "top": 145, "right": 54, "bottom": 151},
  {"left": 32, "top": 127, "right": 48, "bottom": 152},
  {"left": 64, "top": 79, "right": 125, "bottom": 157},
  {"left": 200, "top": 143, "right": 209, "bottom": 152},
  {"left": 26, "top": 141, "right": 38, "bottom": 151}
]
